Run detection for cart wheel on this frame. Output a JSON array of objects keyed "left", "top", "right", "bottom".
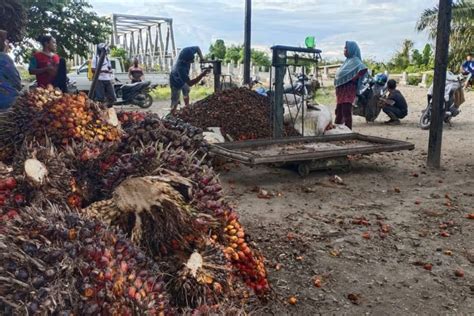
[
  {"left": 297, "top": 163, "right": 310, "bottom": 177},
  {"left": 340, "top": 164, "right": 351, "bottom": 173}
]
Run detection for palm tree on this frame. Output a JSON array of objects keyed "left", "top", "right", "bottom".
[{"left": 416, "top": 0, "right": 474, "bottom": 69}]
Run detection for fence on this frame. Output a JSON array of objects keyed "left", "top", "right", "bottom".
[{"left": 187, "top": 61, "right": 433, "bottom": 88}]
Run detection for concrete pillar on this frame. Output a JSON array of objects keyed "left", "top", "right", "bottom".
[
  {"left": 418, "top": 73, "right": 428, "bottom": 88},
  {"left": 400, "top": 72, "right": 409, "bottom": 86},
  {"left": 384, "top": 70, "right": 389, "bottom": 76},
  {"left": 227, "top": 63, "right": 232, "bottom": 75},
  {"left": 323, "top": 66, "right": 329, "bottom": 80}
]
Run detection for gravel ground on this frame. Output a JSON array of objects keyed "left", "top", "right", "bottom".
[
  {"left": 123, "top": 86, "right": 473, "bottom": 315},
  {"left": 217, "top": 86, "right": 474, "bottom": 315}
]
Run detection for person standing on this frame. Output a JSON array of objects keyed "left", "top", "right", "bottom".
[
  {"left": 169, "top": 46, "right": 210, "bottom": 115},
  {"left": 0, "top": 30, "right": 21, "bottom": 111},
  {"left": 128, "top": 58, "right": 144, "bottom": 83},
  {"left": 28, "top": 35, "right": 60, "bottom": 88},
  {"left": 91, "top": 44, "right": 116, "bottom": 107},
  {"left": 334, "top": 41, "right": 368, "bottom": 129},
  {"left": 460, "top": 54, "right": 473, "bottom": 89},
  {"left": 379, "top": 79, "right": 408, "bottom": 125}
]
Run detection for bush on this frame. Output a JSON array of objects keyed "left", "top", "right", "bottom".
[{"left": 408, "top": 76, "right": 422, "bottom": 86}]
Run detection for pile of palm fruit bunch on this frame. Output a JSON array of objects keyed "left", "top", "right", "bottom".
[
  {"left": 176, "top": 87, "right": 298, "bottom": 140},
  {"left": 0, "top": 85, "right": 120, "bottom": 163},
  {"left": 0, "top": 88, "right": 269, "bottom": 314}
]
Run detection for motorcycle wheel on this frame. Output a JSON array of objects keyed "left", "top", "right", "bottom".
[
  {"left": 419, "top": 108, "right": 431, "bottom": 130},
  {"left": 137, "top": 94, "right": 153, "bottom": 109}
]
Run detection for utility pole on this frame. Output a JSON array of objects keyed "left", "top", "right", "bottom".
[
  {"left": 427, "top": 0, "right": 452, "bottom": 168},
  {"left": 243, "top": 0, "right": 252, "bottom": 84}
]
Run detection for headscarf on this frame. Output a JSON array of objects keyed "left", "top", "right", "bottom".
[{"left": 334, "top": 41, "right": 367, "bottom": 90}]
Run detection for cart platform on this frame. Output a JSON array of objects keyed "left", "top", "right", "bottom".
[{"left": 210, "top": 133, "right": 415, "bottom": 176}]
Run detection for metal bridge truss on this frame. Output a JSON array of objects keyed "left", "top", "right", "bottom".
[{"left": 112, "top": 14, "right": 177, "bottom": 70}]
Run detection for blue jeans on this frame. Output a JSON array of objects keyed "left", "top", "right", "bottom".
[{"left": 383, "top": 106, "right": 406, "bottom": 120}]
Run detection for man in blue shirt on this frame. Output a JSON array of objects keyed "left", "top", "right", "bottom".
[
  {"left": 460, "top": 54, "right": 473, "bottom": 89},
  {"left": 170, "top": 46, "right": 210, "bottom": 114}
]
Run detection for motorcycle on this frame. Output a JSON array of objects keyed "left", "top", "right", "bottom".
[
  {"left": 284, "top": 73, "right": 319, "bottom": 99},
  {"left": 419, "top": 72, "right": 464, "bottom": 130},
  {"left": 113, "top": 79, "right": 157, "bottom": 109},
  {"left": 353, "top": 73, "right": 388, "bottom": 122}
]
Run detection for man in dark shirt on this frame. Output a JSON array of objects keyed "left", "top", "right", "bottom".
[
  {"left": 169, "top": 46, "right": 210, "bottom": 115},
  {"left": 380, "top": 79, "right": 408, "bottom": 125}
]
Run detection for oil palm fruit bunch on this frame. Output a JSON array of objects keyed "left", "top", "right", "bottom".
[
  {"left": 0, "top": 87, "right": 121, "bottom": 160},
  {"left": 11, "top": 141, "right": 76, "bottom": 207},
  {"left": 119, "top": 112, "right": 206, "bottom": 154},
  {"left": 0, "top": 203, "right": 172, "bottom": 315},
  {"left": 84, "top": 175, "right": 238, "bottom": 311}
]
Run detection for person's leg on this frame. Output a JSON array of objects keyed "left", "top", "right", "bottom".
[
  {"left": 104, "top": 80, "right": 116, "bottom": 108},
  {"left": 341, "top": 103, "right": 353, "bottom": 129},
  {"left": 170, "top": 86, "right": 181, "bottom": 114},
  {"left": 182, "top": 84, "right": 191, "bottom": 106},
  {"left": 94, "top": 81, "right": 105, "bottom": 102},
  {"left": 335, "top": 104, "right": 343, "bottom": 124},
  {"left": 383, "top": 106, "right": 402, "bottom": 124}
]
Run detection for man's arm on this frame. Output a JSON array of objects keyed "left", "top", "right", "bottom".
[{"left": 186, "top": 69, "right": 210, "bottom": 87}]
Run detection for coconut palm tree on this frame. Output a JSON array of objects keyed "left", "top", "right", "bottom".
[{"left": 416, "top": 0, "right": 474, "bottom": 69}]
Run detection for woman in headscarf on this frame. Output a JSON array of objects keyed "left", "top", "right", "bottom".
[
  {"left": 334, "top": 41, "right": 368, "bottom": 129},
  {"left": 0, "top": 30, "right": 22, "bottom": 112}
]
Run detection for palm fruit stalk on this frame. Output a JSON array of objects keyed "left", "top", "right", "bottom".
[{"left": 0, "top": 203, "right": 172, "bottom": 315}]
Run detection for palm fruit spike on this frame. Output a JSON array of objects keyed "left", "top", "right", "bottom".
[{"left": 0, "top": 203, "right": 173, "bottom": 315}]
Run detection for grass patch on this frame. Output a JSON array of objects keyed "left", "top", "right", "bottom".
[
  {"left": 314, "top": 86, "right": 336, "bottom": 106},
  {"left": 150, "top": 85, "right": 214, "bottom": 102}
]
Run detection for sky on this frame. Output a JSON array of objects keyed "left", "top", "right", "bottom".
[{"left": 89, "top": 0, "right": 439, "bottom": 62}]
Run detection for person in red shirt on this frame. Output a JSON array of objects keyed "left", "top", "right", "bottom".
[{"left": 28, "top": 35, "right": 60, "bottom": 88}]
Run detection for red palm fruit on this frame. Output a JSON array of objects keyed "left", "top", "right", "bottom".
[{"left": 5, "top": 177, "right": 16, "bottom": 190}]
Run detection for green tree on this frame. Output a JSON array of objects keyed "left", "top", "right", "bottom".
[
  {"left": 225, "top": 45, "right": 243, "bottom": 64},
  {"left": 251, "top": 49, "right": 271, "bottom": 68},
  {"left": 14, "top": 0, "right": 111, "bottom": 61},
  {"left": 422, "top": 44, "right": 433, "bottom": 66},
  {"left": 416, "top": 0, "right": 474, "bottom": 69},
  {"left": 391, "top": 39, "right": 414, "bottom": 71},
  {"left": 0, "top": 0, "right": 27, "bottom": 43},
  {"left": 411, "top": 49, "right": 423, "bottom": 67},
  {"left": 208, "top": 39, "right": 226, "bottom": 59}
]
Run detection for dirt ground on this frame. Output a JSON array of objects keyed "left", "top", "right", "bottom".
[{"left": 215, "top": 86, "right": 474, "bottom": 315}]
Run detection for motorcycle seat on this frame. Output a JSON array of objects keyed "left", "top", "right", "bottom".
[{"left": 121, "top": 81, "right": 150, "bottom": 94}]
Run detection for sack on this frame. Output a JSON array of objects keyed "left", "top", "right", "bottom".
[
  {"left": 324, "top": 124, "right": 353, "bottom": 135},
  {"left": 203, "top": 127, "right": 225, "bottom": 144},
  {"left": 284, "top": 104, "right": 332, "bottom": 136}
]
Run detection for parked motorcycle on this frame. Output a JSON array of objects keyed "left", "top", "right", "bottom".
[
  {"left": 353, "top": 73, "right": 388, "bottom": 122},
  {"left": 113, "top": 79, "right": 156, "bottom": 108},
  {"left": 284, "top": 73, "right": 319, "bottom": 99},
  {"left": 419, "top": 72, "right": 465, "bottom": 130}
]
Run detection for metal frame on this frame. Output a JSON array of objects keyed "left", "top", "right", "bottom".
[
  {"left": 112, "top": 14, "right": 177, "bottom": 70},
  {"left": 210, "top": 133, "right": 415, "bottom": 164},
  {"left": 270, "top": 45, "right": 322, "bottom": 138}
]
